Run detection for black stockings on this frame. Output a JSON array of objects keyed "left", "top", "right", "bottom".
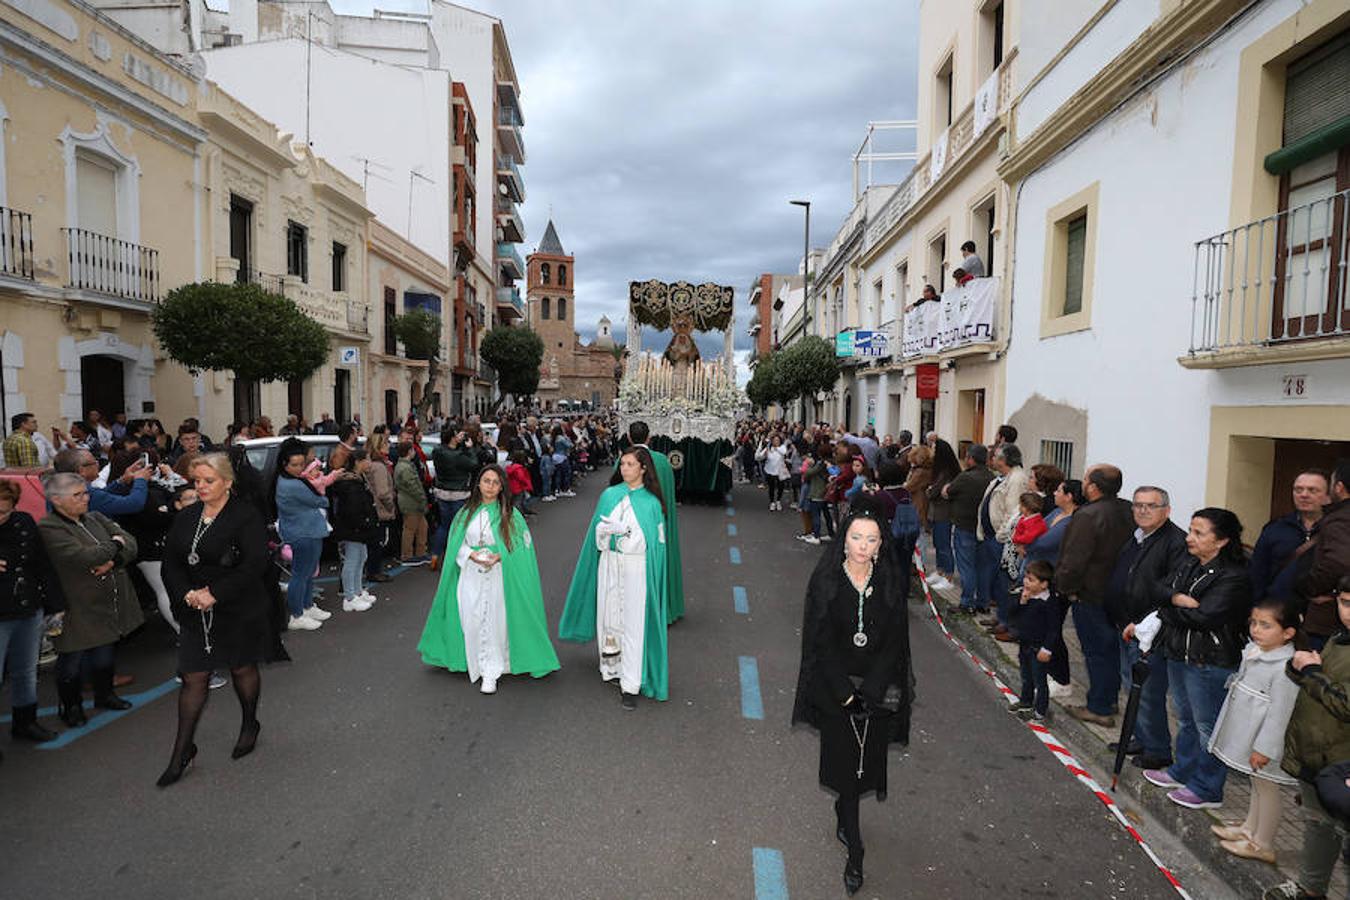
[
  {"left": 835, "top": 795, "right": 864, "bottom": 864},
  {"left": 230, "top": 665, "right": 261, "bottom": 755},
  {"left": 165, "top": 665, "right": 261, "bottom": 767}
]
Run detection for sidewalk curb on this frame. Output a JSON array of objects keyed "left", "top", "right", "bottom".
[{"left": 920, "top": 585, "right": 1283, "bottom": 899}]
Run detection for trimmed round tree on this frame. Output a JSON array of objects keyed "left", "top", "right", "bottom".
[
  {"left": 480, "top": 325, "right": 544, "bottom": 405},
  {"left": 152, "top": 281, "right": 330, "bottom": 383},
  {"left": 389, "top": 308, "right": 444, "bottom": 423},
  {"left": 773, "top": 335, "right": 840, "bottom": 411}
]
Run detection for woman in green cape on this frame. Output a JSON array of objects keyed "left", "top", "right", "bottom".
[
  {"left": 417, "top": 465, "right": 559, "bottom": 693},
  {"left": 559, "top": 447, "right": 669, "bottom": 709}
]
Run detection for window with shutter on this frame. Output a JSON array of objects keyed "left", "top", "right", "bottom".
[
  {"left": 1283, "top": 32, "right": 1350, "bottom": 146},
  {"left": 76, "top": 152, "right": 118, "bottom": 237},
  {"left": 1063, "top": 214, "right": 1087, "bottom": 316}
]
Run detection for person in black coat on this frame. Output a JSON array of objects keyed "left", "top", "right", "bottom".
[
  {"left": 328, "top": 451, "right": 381, "bottom": 608},
  {"left": 0, "top": 480, "right": 63, "bottom": 752},
  {"left": 1010, "top": 560, "right": 1067, "bottom": 720},
  {"left": 792, "top": 499, "right": 914, "bottom": 897},
  {"left": 1143, "top": 507, "right": 1251, "bottom": 809},
  {"left": 1109, "top": 486, "right": 1189, "bottom": 767},
  {"left": 157, "top": 452, "right": 273, "bottom": 787}
]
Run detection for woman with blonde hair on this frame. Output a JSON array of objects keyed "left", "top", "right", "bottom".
[{"left": 157, "top": 453, "right": 273, "bottom": 787}]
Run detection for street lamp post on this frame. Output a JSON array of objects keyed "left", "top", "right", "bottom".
[{"left": 789, "top": 200, "right": 810, "bottom": 335}]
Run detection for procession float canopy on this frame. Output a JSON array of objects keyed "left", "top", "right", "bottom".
[{"left": 619, "top": 279, "right": 745, "bottom": 452}]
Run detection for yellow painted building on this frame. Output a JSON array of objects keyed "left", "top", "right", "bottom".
[{"left": 0, "top": 0, "right": 204, "bottom": 431}]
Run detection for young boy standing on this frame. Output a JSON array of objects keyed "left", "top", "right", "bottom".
[{"left": 1010, "top": 560, "right": 1063, "bottom": 722}]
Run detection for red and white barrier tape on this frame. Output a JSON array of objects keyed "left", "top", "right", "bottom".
[{"left": 911, "top": 547, "right": 1193, "bottom": 900}]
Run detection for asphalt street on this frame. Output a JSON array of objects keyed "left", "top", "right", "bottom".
[{"left": 0, "top": 472, "right": 1239, "bottom": 900}]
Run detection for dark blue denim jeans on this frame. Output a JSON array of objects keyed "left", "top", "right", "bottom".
[
  {"left": 953, "top": 528, "right": 983, "bottom": 611},
  {"left": 431, "top": 498, "right": 465, "bottom": 557},
  {"left": 0, "top": 610, "right": 43, "bottom": 706},
  {"left": 1166, "top": 658, "right": 1234, "bottom": 803},
  {"left": 1120, "top": 637, "right": 1173, "bottom": 759},
  {"left": 931, "top": 520, "right": 954, "bottom": 574},
  {"left": 55, "top": 641, "right": 115, "bottom": 683},
  {"left": 286, "top": 537, "right": 324, "bottom": 618},
  {"left": 1071, "top": 601, "right": 1121, "bottom": 716}
]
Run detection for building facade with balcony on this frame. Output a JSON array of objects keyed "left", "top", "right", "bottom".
[
  {"left": 999, "top": 0, "right": 1350, "bottom": 528},
  {"left": 368, "top": 219, "right": 452, "bottom": 428},
  {"left": 198, "top": 83, "right": 373, "bottom": 433},
  {"left": 524, "top": 221, "right": 619, "bottom": 411},
  {"left": 843, "top": 0, "right": 1018, "bottom": 444},
  {"left": 0, "top": 0, "right": 205, "bottom": 431}
]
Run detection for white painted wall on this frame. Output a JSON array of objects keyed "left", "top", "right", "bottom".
[
  {"left": 1004, "top": 0, "right": 1349, "bottom": 521},
  {"left": 202, "top": 39, "right": 451, "bottom": 265},
  {"left": 1015, "top": 0, "right": 1157, "bottom": 138}
]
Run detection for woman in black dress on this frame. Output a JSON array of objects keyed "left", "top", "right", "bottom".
[
  {"left": 792, "top": 499, "right": 915, "bottom": 896},
  {"left": 157, "top": 452, "right": 273, "bottom": 787}
]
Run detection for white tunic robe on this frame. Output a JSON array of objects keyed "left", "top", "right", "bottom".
[
  {"left": 595, "top": 496, "right": 648, "bottom": 694},
  {"left": 456, "top": 508, "right": 510, "bottom": 683}
]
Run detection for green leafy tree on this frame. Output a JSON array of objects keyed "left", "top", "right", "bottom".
[
  {"left": 773, "top": 335, "right": 839, "bottom": 408},
  {"left": 744, "top": 354, "right": 780, "bottom": 410},
  {"left": 480, "top": 325, "right": 545, "bottom": 404},
  {"left": 389, "top": 308, "right": 445, "bottom": 423},
  {"left": 152, "top": 281, "right": 329, "bottom": 382}
]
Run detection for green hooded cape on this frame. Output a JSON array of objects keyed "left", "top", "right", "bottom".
[
  {"left": 616, "top": 447, "right": 685, "bottom": 624},
  {"left": 417, "top": 502, "right": 560, "bottom": 678},
  {"left": 558, "top": 483, "right": 669, "bottom": 700}
]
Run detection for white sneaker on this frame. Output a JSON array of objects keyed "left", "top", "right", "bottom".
[
  {"left": 819, "top": 535, "right": 833, "bottom": 543},
  {"left": 357, "top": 590, "right": 377, "bottom": 606},
  {"left": 931, "top": 575, "right": 954, "bottom": 590},
  {"left": 343, "top": 595, "right": 373, "bottom": 612},
  {"left": 925, "top": 572, "right": 944, "bottom": 586},
  {"left": 288, "top": 614, "right": 321, "bottom": 631},
  {"left": 563, "top": 490, "right": 577, "bottom": 497},
  {"left": 305, "top": 604, "right": 332, "bottom": 621},
  {"left": 480, "top": 677, "right": 498, "bottom": 695},
  {"left": 801, "top": 534, "right": 821, "bottom": 545},
  {"left": 542, "top": 495, "right": 557, "bottom": 502},
  {"left": 208, "top": 671, "right": 228, "bottom": 690},
  {"left": 1048, "top": 680, "right": 1073, "bottom": 700}
]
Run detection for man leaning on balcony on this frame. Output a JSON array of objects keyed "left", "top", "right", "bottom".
[
  {"left": 959, "top": 241, "right": 985, "bottom": 278},
  {"left": 905, "top": 284, "right": 941, "bottom": 314}
]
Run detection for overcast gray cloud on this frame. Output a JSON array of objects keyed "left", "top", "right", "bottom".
[{"left": 333, "top": 0, "right": 919, "bottom": 357}]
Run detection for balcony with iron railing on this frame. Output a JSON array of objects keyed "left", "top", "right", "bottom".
[
  {"left": 496, "top": 242, "right": 524, "bottom": 281},
  {"left": 63, "top": 228, "right": 160, "bottom": 303},
  {"left": 1, "top": 207, "right": 35, "bottom": 281},
  {"left": 1182, "top": 188, "right": 1349, "bottom": 368},
  {"left": 495, "top": 285, "right": 523, "bottom": 318},
  {"left": 496, "top": 156, "right": 525, "bottom": 203},
  {"left": 478, "top": 360, "right": 498, "bottom": 383},
  {"left": 496, "top": 199, "right": 524, "bottom": 244},
  {"left": 496, "top": 107, "right": 525, "bottom": 161},
  {"left": 864, "top": 49, "right": 1017, "bottom": 253}
]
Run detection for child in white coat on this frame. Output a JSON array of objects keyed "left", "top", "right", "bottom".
[{"left": 1207, "top": 596, "right": 1301, "bottom": 864}]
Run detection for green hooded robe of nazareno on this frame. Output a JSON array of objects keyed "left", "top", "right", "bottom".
[
  {"left": 615, "top": 447, "right": 685, "bottom": 625},
  {"left": 558, "top": 483, "right": 670, "bottom": 700},
  {"left": 417, "top": 501, "right": 560, "bottom": 678}
]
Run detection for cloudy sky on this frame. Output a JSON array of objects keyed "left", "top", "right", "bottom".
[{"left": 335, "top": 0, "right": 920, "bottom": 365}]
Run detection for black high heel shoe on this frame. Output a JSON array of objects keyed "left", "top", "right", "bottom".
[
  {"left": 843, "top": 859, "right": 864, "bottom": 896},
  {"left": 156, "top": 743, "right": 197, "bottom": 788},
  {"left": 836, "top": 826, "right": 848, "bottom": 848},
  {"left": 231, "top": 722, "right": 261, "bottom": 760}
]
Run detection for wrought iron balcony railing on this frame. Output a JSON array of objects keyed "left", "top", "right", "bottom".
[
  {"left": 0, "top": 207, "right": 35, "bottom": 280},
  {"left": 63, "top": 228, "right": 160, "bottom": 302},
  {"left": 1189, "top": 187, "right": 1349, "bottom": 357}
]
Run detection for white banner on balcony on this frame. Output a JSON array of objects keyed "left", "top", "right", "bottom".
[
  {"left": 901, "top": 277, "right": 998, "bottom": 360},
  {"left": 973, "top": 71, "right": 999, "bottom": 138},
  {"left": 929, "top": 128, "right": 949, "bottom": 182}
]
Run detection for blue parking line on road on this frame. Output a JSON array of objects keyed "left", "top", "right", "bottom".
[
  {"left": 727, "top": 523, "right": 737, "bottom": 536},
  {"left": 35, "top": 678, "right": 178, "bottom": 750},
  {"left": 726, "top": 506, "right": 735, "bottom": 517},
  {"left": 739, "top": 656, "right": 764, "bottom": 720},
  {"left": 752, "top": 847, "right": 788, "bottom": 900},
  {"left": 729, "top": 546, "right": 741, "bottom": 565},
  {"left": 733, "top": 586, "right": 749, "bottom": 615}
]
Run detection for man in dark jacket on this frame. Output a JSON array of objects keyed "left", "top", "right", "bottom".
[
  {"left": 1250, "top": 469, "right": 1330, "bottom": 603},
  {"left": 1296, "top": 459, "right": 1350, "bottom": 651},
  {"left": 1108, "top": 485, "right": 1188, "bottom": 768},
  {"left": 943, "top": 444, "right": 995, "bottom": 614},
  {"left": 1057, "top": 463, "right": 1134, "bottom": 726}
]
